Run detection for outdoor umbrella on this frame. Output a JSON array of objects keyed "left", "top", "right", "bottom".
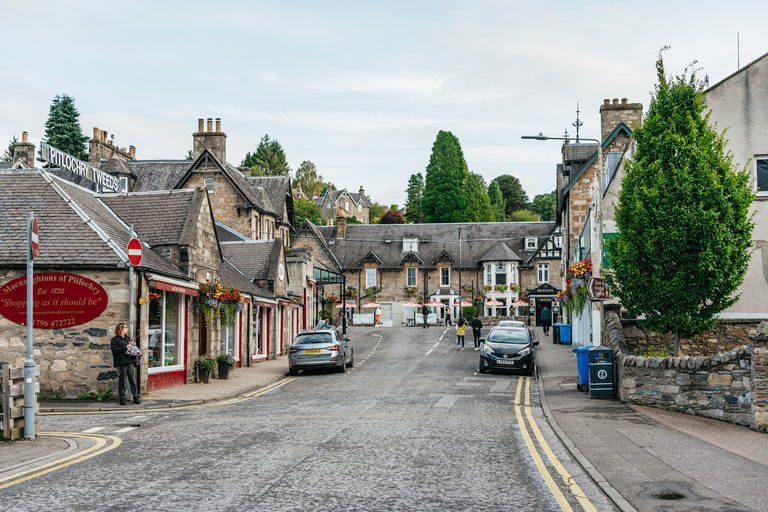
[
  {"left": 425, "top": 301, "right": 444, "bottom": 307},
  {"left": 456, "top": 300, "right": 473, "bottom": 307},
  {"left": 485, "top": 299, "right": 503, "bottom": 306},
  {"left": 362, "top": 302, "right": 380, "bottom": 308},
  {"left": 511, "top": 300, "right": 528, "bottom": 306},
  {"left": 402, "top": 301, "right": 420, "bottom": 307},
  {"left": 335, "top": 301, "right": 356, "bottom": 309}
]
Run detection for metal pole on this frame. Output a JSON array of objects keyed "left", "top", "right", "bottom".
[
  {"left": 596, "top": 144, "right": 605, "bottom": 345},
  {"left": 24, "top": 214, "right": 35, "bottom": 439},
  {"left": 128, "top": 225, "right": 135, "bottom": 342},
  {"left": 458, "top": 228, "right": 462, "bottom": 319}
]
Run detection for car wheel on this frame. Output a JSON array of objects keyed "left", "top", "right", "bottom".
[
  {"left": 479, "top": 364, "right": 486, "bottom": 374},
  {"left": 337, "top": 357, "right": 347, "bottom": 373},
  {"left": 289, "top": 367, "right": 298, "bottom": 376},
  {"left": 346, "top": 352, "right": 354, "bottom": 368}
]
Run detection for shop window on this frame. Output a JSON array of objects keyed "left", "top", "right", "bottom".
[
  {"left": 407, "top": 267, "right": 417, "bottom": 287},
  {"left": 222, "top": 312, "right": 240, "bottom": 360},
  {"left": 148, "top": 289, "right": 184, "bottom": 371}
]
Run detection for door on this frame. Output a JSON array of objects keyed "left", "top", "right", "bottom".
[
  {"left": 381, "top": 303, "right": 393, "bottom": 327},
  {"left": 535, "top": 300, "right": 552, "bottom": 327}
]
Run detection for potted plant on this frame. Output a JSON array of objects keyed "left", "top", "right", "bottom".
[
  {"left": 494, "top": 284, "right": 508, "bottom": 292},
  {"left": 510, "top": 284, "right": 521, "bottom": 293},
  {"left": 483, "top": 285, "right": 492, "bottom": 292},
  {"left": 216, "top": 353, "right": 235, "bottom": 379},
  {"left": 345, "top": 286, "right": 357, "bottom": 296},
  {"left": 195, "top": 354, "right": 215, "bottom": 383},
  {"left": 365, "top": 285, "right": 378, "bottom": 300},
  {"left": 404, "top": 286, "right": 417, "bottom": 295},
  {"left": 462, "top": 284, "right": 473, "bottom": 293}
]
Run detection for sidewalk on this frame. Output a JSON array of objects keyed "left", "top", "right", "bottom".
[{"left": 534, "top": 325, "right": 768, "bottom": 512}]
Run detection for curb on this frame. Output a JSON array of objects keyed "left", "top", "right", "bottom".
[
  {"left": 535, "top": 352, "right": 638, "bottom": 512},
  {"left": 39, "top": 373, "right": 290, "bottom": 414}
]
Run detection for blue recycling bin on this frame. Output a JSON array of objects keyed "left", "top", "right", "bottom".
[
  {"left": 572, "top": 346, "right": 591, "bottom": 392},
  {"left": 559, "top": 324, "right": 572, "bottom": 345}
]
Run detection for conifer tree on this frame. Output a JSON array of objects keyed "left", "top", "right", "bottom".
[
  {"left": 488, "top": 181, "right": 506, "bottom": 221},
  {"left": 606, "top": 49, "right": 754, "bottom": 356},
  {"left": 404, "top": 172, "right": 424, "bottom": 223},
  {"left": 462, "top": 172, "right": 492, "bottom": 222},
  {"left": 2, "top": 135, "right": 18, "bottom": 162},
  {"left": 422, "top": 131, "right": 467, "bottom": 223},
  {"left": 43, "top": 94, "right": 89, "bottom": 160}
]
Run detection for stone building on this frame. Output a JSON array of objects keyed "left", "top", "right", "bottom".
[
  {"left": 292, "top": 219, "right": 561, "bottom": 327},
  {"left": 314, "top": 186, "right": 371, "bottom": 224}
]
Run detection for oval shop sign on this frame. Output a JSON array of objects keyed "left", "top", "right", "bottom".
[{"left": 0, "top": 272, "right": 108, "bottom": 329}]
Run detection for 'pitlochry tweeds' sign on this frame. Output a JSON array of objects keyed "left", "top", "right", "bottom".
[
  {"left": 0, "top": 273, "right": 108, "bottom": 328},
  {"left": 40, "top": 141, "right": 123, "bottom": 192}
]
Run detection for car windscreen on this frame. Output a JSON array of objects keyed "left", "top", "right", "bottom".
[
  {"left": 293, "top": 333, "right": 333, "bottom": 345},
  {"left": 487, "top": 329, "right": 529, "bottom": 344}
]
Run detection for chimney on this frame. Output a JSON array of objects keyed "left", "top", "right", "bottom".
[
  {"left": 198, "top": 118, "right": 204, "bottom": 132},
  {"left": 359, "top": 185, "right": 365, "bottom": 197},
  {"left": 599, "top": 97, "right": 643, "bottom": 141},
  {"left": 237, "top": 166, "right": 251, "bottom": 177},
  {"left": 336, "top": 216, "right": 348, "bottom": 239},
  {"left": 296, "top": 182, "right": 302, "bottom": 193},
  {"left": 13, "top": 131, "right": 36, "bottom": 168},
  {"left": 129, "top": 146, "right": 136, "bottom": 159},
  {"left": 193, "top": 117, "right": 227, "bottom": 164}
]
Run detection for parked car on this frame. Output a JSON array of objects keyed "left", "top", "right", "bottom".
[
  {"left": 496, "top": 320, "right": 526, "bottom": 328},
  {"left": 288, "top": 329, "right": 354, "bottom": 375},
  {"left": 479, "top": 326, "right": 538, "bottom": 375}
]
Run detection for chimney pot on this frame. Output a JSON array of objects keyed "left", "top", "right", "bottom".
[
  {"left": 207, "top": 118, "right": 213, "bottom": 132},
  {"left": 93, "top": 127, "right": 100, "bottom": 138},
  {"left": 613, "top": 98, "right": 619, "bottom": 105},
  {"left": 622, "top": 98, "right": 628, "bottom": 104},
  {"left": 22, "top": 132, "right": 28, "bottom": 143},
  {"left": 604, "top": 99, "right": 610, "bottom": 105},
  {"left": 129, "top": 145, "right": 136, "bottom": 158},
  {"left": 101, "top": 130, "right": 108, "bottom": 142},
  {"left": 198, "top": 118, "right": 204, "bottom": 132},
  {"left": 215, "top": 118, "right": 221, "bottom": 132}
]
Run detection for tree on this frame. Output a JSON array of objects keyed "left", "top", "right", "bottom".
[
  {"left": 404, "top": 172, "right": 424, "bottom": 223},
  {"left": 292, "top": 197, "right": 324, "bottom": 229},
  {"left": 295, "top": 160, "right": 324, "bottom": 198},
  {"left": 422, "top": 131, "right": 467, "bottom": 223},
  {"left": 43, "top": 94, "right": 88, "bottom": 161},
  {"left": 605, "top": 49, "right": 754, "bottom": 357},
  {"left": 380, "top": 209, "right": 406, "bottom": 224},
  {"left": 368, "top": 200, "right": 387, "bottom": 221},
  {"left": 462, "top": 172, "right": 493, "bottom": 222},
  {"left": 508, "top": 209, "right": 539, "bottom": 222},
  {"left": 530, "top": 191, "right": 556, "bottom": 221},
  {"left": 488, "top": 181, "right": 506, "bottom": 221},
  {"left": 2, "top": 135, "right": 18, "bottom": 162},
  {"left": 185, "top": 150, "right": 194, "bottom": 160},
  {"left": 491, "top": 175, "right": 529, "bottom": 217},
  {"left": 242, "top": 134, "right": 290, "bottom": 176}
]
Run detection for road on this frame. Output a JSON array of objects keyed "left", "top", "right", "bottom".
[{"left": 2, "top": 326, "right": 616, "bottom": 511}]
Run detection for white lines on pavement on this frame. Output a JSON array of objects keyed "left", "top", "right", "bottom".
[
  {"left": 434, "top": 341, "right": 440, "bottom": 347},
  {"left": 81, "top": 427, "right": 106, "bottom": 433},
  {"left": 425, "top": 349, "right": 433, "bottom": 356},
  {"left": 126, "top": 415, "right": 148, "bottom": 421},
  {"left": 113, "top": 427, "right": 138, "bottom": 434}
]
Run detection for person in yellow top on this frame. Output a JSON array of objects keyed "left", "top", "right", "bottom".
[{"left": 456, "top": 318, "right": 466, "bottom": 350}]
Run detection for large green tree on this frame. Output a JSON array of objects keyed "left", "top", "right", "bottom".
[
  {"left": 606, "top": 49, "right": 754, "bottom": 356},
  {"left": 43, "top": 94, "right": 89, "bottom": 161},
  {"left": 368, "top": 200, "right": 387, "bottom": 222},
  {"left": 2, "top": 135, "right": 18, "bottom": 162},
  {"left": 242, "top": 134, "right": 291, "bottom": 176},
  {"left": 530, "top": 190, "right": 556, "bottom": 221},
  {"left": 463, "top": 172, "right": 493, "bottom": 222},
  {"left": 404, "top": 172, "right": 424, "bottom": 223},
  {"left": 293, "top": 197, "right": 324, "bottom": 229},
  {"left": 491, "top": 174, "right": 529, "bottom": 217},
  {"left": 487, "top": 181, "right": 506, "bottom": 221},
  {"left": 295, "top": 160, "right": 324, "bottom": 197},
  {"left": 422, "top": 131, "right": 467, "bottom": 223}
]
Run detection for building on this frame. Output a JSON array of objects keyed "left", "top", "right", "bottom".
[{"left": 314, "top": 186, "right": 371, "bottom": 224}]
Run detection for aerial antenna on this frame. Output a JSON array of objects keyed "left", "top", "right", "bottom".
[
  {"left": 572, "top": 103, "right": 583, "bottom": 143},
  {"left": 563, "top": 128, "right": 570, "bottom": 144}
]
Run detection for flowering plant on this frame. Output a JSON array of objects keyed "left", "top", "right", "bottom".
[
  {"left": 326, "top": 294, "right": 339, "bottom": 304},
  {"left": 510, "top": 284, "right": 521, "bottom": 293},
  {"left": 216, "top": 353, "right": 236, "bottom": 368},
  {"left": 198, "top": 281, "right": 244, "bottom": 326},
  {"left": 559, "top": 259, "right": 593, "bottom": 318},
  {"left": 365, "top": 285, "right": 378, "bottom": 299},
  {"left": 494, "top": 284, "right": 508, "bottom": 292},
  {"left": 462, "top": 284, "right": 473, "bottom": 292},
  {"left": 404, "top": 286, "right": 417, "bottom": 294},
  {"left": 483, "top": 285, "right": 492, "bottom": 292},
  {"left": 195, "top": 353, "right": 216, "bottom": 372},
  {"left": 345, "top": 286, "right": 357, "bottom": 296}
]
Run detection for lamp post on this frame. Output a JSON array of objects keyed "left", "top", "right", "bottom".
[{"left": 522, "top": 133, "right": 604, "bottom": 345}]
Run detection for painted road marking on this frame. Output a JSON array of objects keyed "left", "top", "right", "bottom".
[
  {"left": 113, "top": 427, "right": 138, "bottom": 433},
  {"left": 0, "top": 433, "right": 121, "bottom": 490},
  {"left": 433, "top": 341, "right": 440, "bottom": 348},
  {"left": 81, "top": 427, "right": 106, "bottom": 433},
  {"left": 425, "top": 349, "right": 433, "bottom": 356}
]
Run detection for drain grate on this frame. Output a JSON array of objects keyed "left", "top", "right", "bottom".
[
  {"left": 639, "top": 482, "right": 699, "bottom": 502},
  {"left": 651, "top": 490, "right": 685, "bottom": 500}
]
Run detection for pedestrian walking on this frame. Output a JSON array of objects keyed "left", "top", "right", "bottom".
[
  {"left": 540, "top": 304, "right": 552, "bottom": 336},
  {"left": 445, "top": 309, "right": 452, "bottom": 326},
  {"left": 422, "top": 303, "right": 430, "bottom": 328},
  {"left": 456, "top": 318, "right": 466, "bottom": 350},
  {"left": 110, "top": 322, "right": 141, "bottom": 406},
  {"left": 470, "top": 317, "right": 483, "bottom": 350}
]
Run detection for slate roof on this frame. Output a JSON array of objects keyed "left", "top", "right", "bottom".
[
  {"left": 129, "top": 160, "right": 191, "bottom": 192},
  {"left": 315, "top": 188, "right": 371, "bottom": 207},
  {"left": 219, "top": 258, "right": 272, "bottom": 298},
  {"left": 306, "top": 221, "right": 556, "bottom": 270},
  {"left": 101, "top": 155, "right": 136, "bottom": 177},
  {"left": 478, "top": 241, "right": 522, "bottom": 262},
  {"left": 0, "top": 171, "right": 187, "bottom": 280},
  {"left": 220, "top": 240, "right": 276, "bottom": 281},
  {"left": 216, "top": 222, "right": 250, "bottom": 242},
  {"left": 563, "top": 144, "right": 598, "bottom": 163},
  {"left": 100, "top": 189, "right": 197, "bottom": 247},
  {"left": 246, "top": 175, "right": 294, "bottom": 226}
]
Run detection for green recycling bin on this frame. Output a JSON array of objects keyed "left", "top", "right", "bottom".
[
  {"left": 552, "top": 324, "right": 561, "bottom": 344},
  {"left": 588, "top": 345, "right": 614, "bottom": 399}
]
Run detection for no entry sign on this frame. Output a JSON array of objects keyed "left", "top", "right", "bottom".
[
  {"left": 30, "top": 218, "right": 39, "bottom": 259},
  {"left": 127, "top": 238, "right": 142, "bottom": 266}
]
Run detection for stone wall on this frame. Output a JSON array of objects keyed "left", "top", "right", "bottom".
[{"left": 607, "top": 312, "right": 768, "bottom": 431}]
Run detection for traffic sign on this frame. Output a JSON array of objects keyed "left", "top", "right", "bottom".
[
  {"left": 588, "top": 277, "right": 609, "bottom": 301},
  {"left": 30, "top": 218, "right": 39, "bottom": 259},
  {"left": 127, "top": 238, "right": 143, "bottom": 266}
]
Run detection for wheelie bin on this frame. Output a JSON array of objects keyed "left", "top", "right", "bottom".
[
  {"left": 552, "top": 324, "right": 561, "bottom": 344},
  {"left": 588, "top": 345, "right": 614, "bottom": 399},
  {"left": 572, "top": 346, "right": 591, "bottom": 392},
  {"left": 559, "top": 324, "right": 572, "bottom": 345}
]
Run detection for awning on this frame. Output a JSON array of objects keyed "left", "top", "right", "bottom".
[{"left": 148, "top": 274, "right": 199, "bottom": 297}]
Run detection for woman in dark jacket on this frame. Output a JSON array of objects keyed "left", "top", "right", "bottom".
[{"left": 111, "top": 323, "right": 141, "bottom": 406}]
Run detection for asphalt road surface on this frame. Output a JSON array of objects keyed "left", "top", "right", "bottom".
[{"left": 2, "top": 326, "right": 616, "bottom": 511}]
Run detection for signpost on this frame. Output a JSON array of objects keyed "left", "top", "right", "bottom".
[
  {"left": 588, "top": 277, "right": 610, "bottom": 301},
  {"left": 127, "top": 237, "right": 142, "bottom": 266},
  {"left": 24, "top": 214, "right": 37, "bottom": 439}
]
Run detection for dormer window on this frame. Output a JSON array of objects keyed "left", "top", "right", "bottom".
[
  {"left": 525, "top": 237, "right": 537, "bottom": 250},
  {"left": 403, "top": 238, "right": 418, "bottom": 252}
]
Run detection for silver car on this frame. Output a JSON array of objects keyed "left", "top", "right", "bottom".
[
  {"left": 288, "top": 329, "right": 354, "bottom": 375},
  {"left": 496, "top": 320, "right": 526, "bottom": 328}
]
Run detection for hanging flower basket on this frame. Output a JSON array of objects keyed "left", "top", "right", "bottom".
[
  {"left": 326, "top": 294, "right": 339, "bottom": 304},
  {"left": 198, "top": 281, "right": 244, "bottom": 326},
  {"left": 365, "top": 286, "right": 378, "bottom": 300},
  {"left": 494, "top": 284, "right": 508, "bottom": 292},
  {"left": 345, "top": 286, "right": 357, "bottom": 296},
  {"left": 559, "top": 259, "right": 593, "bottom": 318},
  {"left": 404, "top": 287, "right": 417, "bottom": 295},
  {"left": 462, "top": 284, "right": 473, "bottom": 293},
  {"left": 483, "top": 285, "right": 492, "bottom": 292},
  {"left": 510, "top": 284, "right": 521, "bottom": 293}
]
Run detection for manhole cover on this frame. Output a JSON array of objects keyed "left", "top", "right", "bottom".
[
  {"left": 652, "top": 490, "right": 685, "bottom": 500},
  {"left": 638, "top": 482, "right": 699, "bottom": 502}
]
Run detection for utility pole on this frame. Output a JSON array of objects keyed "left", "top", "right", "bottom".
[{"left": 458, "top": 228, "right": 462, "bottom": 319}]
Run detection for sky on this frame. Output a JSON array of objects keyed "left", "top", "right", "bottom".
[{"left": 2, "top": 0, "right": 767, "bottom": 208}]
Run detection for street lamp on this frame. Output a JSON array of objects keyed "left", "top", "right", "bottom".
[{"left": 522, "top": 133, "right": 605, "bottom": 345}]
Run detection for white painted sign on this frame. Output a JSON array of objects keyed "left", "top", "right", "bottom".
[{"left": 41, "top": 142, "right": 123, "bottom": 193}]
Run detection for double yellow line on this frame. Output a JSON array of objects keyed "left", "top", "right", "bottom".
[
  {"left": 0, "top": 433, "right": 121, "bottom": 490},
  {"left": 39, "top": 378, "right": 295, "bottom": 416},
  {"left": 514, "top": 377, "right": 597, "bottom": 512}
]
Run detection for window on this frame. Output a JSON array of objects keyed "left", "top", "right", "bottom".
[
  {"left": 204, "top": 178, "right": 214, "bottom": 194},
  {"left": 538, "top": 263, "right": 549, "bottom": 283},
  {"left": 440, "top": 267, "right": 450, "bottom": 287},
  {"left": 358, "top": 203, "right": 362, "bottom": 212},
  {"left": 120, "top": 177, "right": 129, "bottom": 193},
  {"left": 758, "top": 158, "right": 768, "bottom": 195},
  {"left": 486, "top": 264, "right": 492, "bottom": 286},
  {"left": 147, "top": 289, "right": 184, "bottom": 371},
  {"left": 406, "top": 267, "right": 417, "bottom": 287},
  {"left": 403, "top": 238, "right": 418, "bottom": 252},
  {"left": 495, "top": 264, "right": 507, "bottom": 285},
  {"left": 554, "top": 235, "right": 562, "bottom": 248},
  {"left": 222, "top": 311, "right": 240, "bottom": 359},
  {"left": 525, "top": 237, "right": 537, "bottom": 250},
  {"left": 366, "top": 267, "right": 377, "bottom": 288}
]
